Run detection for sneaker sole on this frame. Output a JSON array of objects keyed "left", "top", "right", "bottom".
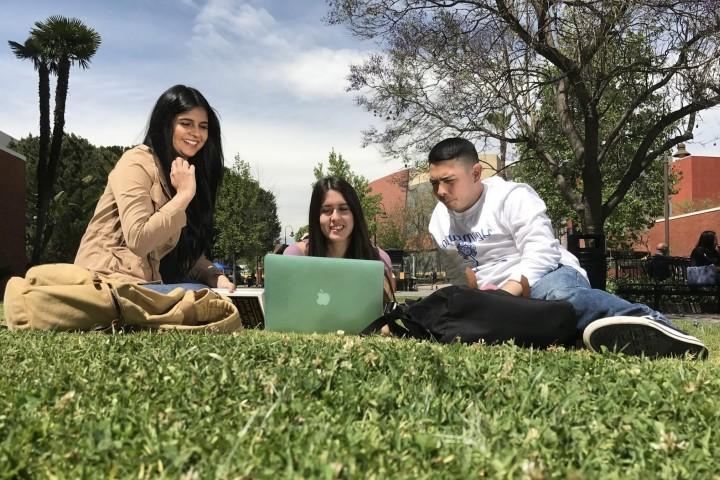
[{"left": 583, "top": 316, "right": 708, "bottom": 360}]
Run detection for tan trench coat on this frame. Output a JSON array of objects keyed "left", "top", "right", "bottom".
[{"left": 74, "top": 145, "right": 222, "bottom": 286}]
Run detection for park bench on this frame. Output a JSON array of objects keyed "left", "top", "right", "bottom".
[{"left": 611, "top": 251, "right": 720, "bottom": 313}]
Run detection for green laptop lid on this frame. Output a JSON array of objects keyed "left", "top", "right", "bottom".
[{"left": 263, "top": 254, "right": 384, "bottom": 334}]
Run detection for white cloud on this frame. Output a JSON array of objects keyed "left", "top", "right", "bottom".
[
  {"left": 220, "top": 117, "right": 400, "bottom": 231},
  {"left": 688, "top": 107, "right": 720, "bottom": 155},
  {"left": 191, "top": 0, "right": 289, "bottom": 55},
  {"left": 186, "top": 0, "right": 372, "bottom": 102},
  {"left": 273, "top": 47, "right": 369, "bottom": 100}
]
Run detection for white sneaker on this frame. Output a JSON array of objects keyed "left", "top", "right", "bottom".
[{"left": 583, "top": 316, "right": 709, "bottom": 359}]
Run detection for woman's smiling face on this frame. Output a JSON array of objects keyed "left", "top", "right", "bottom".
[
  {"left": 319, "top": 189, "right": 355, "bottom": 246},
  {"left": 172, "top": 107, "right": 208, "bottom": 159}
]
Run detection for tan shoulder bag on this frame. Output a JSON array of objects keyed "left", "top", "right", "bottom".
[{"left": 3, "top": 263, "right": 241, "bottom": 333}]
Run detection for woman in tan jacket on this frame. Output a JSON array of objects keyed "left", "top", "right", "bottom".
[{"left": 75, "top": 85, "right": 235, "bottom": 292}]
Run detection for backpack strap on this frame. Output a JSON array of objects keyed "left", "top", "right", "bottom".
[{"left": 361, "top": 303, "right": 434, "bottom": 339}]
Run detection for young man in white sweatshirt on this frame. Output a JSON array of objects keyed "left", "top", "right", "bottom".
[{"left": 427, "top": 137, "right": 707, "bottom": 359}]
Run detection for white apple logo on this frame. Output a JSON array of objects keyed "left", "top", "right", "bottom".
[{"left": 316, "top": 289, "right": 331, "bottom": 306}]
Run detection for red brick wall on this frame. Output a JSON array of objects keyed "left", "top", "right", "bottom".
[
  {"left": 636, "top": 155, "right": 720, "bottom": 257},
  {"left": 0, "top": 148, "right": 26, "bottom": 287},
  {"left": 369, "top": 169, "right": 410, "bottom": 219},
  {"left": 672, "top": 155, "right": 720, "bottom": 213},
  {"left": 640, "top": 208, "right": 720, "bottom": 257}
]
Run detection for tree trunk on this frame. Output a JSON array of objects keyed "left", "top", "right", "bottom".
[
  {"left": 498, "top": 138, "right": 507, "bottom": 179},
  {"left": 33, "top": 57, "right": 71, "bottom": 265},
  {"left": 30, "top": 62, "right": 52, "bottom": 265},
  {"left": 573, "top": 203, "right": 608, "bottom": 290}
]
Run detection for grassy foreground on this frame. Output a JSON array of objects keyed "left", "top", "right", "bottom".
[{"left": 1, "top": 310, "right": 720, "bottom": 478}]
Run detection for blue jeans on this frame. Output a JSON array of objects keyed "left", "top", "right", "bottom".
[
  {"left": 530, "top": 265, "right": 669, "bottom": 330},
  {"left": 140, "top": 282, "right": 208, "bottom": 294}
]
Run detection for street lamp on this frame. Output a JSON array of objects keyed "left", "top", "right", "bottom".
[
  {"left": 664, "top": 143, "right": 690, "bottom": 250},
  {"left": 663, "top": 152, "right": 670, "bottom": 249},
  {"left": 373, "top": 203, "right": 387, "bottom": 245},
  {"left": 284, "top": 225, "right": 294, "bottom": 245}
]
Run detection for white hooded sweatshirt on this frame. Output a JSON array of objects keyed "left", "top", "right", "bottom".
[{"left": 429, "top": 176, "right": 587, "bottom": 288}]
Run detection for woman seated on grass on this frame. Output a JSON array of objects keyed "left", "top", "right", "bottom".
[
  {"left": 74, "top": 84, "right": 234, "bottom": 293},
  {"left": 284, "top": 176, "right": 395, "bottom": 300}
]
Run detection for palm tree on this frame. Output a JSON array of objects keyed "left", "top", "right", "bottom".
[
  {"left": 10, "top": 16, "right": 101, "bottom": 264},
  {"left": 8, "top": 37, "right": 52, "bottom": 235}
]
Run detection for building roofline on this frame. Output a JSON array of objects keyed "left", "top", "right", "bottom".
[
  {"left": 655, "top": 205, "right": 720, "bottom": 222},
  {"left": 0, "top": 144, "right": 26, "bottom": 162}
]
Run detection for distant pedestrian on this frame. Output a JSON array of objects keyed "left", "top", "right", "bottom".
[
  {"left": 646, "top": 242, "right": 671, "bottom": 281},
  {"left": 431, "top": 269, "right": 438, "bottom": 290}
]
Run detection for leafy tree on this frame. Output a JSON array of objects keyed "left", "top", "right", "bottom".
[
  {"left": 214, "top": 156, "right": 281, "bottom": 270},
  {"left": 375, "top": 209, "right": 405, "bottom": 249},
  {"left": 374, "top": 176, "right": 437, "bottom": 251},
  {"left": 294, "top": 225, "right": 309, "bottom": 242},
  {"left": 8, "top": 36, "right": 51, "bottom": 219},
  {"left": 327, "top": 0, "right": 720, "bottom": 238},
  {"left": 9, "top": 16, "right": 101, "bottom": 265},
  {"left": 313, "top": 149, "right": 383, "bottom": 239},
  {"left": 10, "top": 134, "right": 120, "bottom": 262},
  {"left": 510, "top": 60, "right": 678, "bottom": 250}
]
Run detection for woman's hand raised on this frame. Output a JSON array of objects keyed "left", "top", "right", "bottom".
[{"left": 170, "top": 157, "right": 196, "bottom": 205}]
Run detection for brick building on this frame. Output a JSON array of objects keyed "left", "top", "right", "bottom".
[
  {"left": 0, "top": 131, "right": 27, "bottom": 296},
  {"left": 640, "top": 148, "right": 720, "bottom": 256},
  {"left": 366, "top": 168, "right": 410, "bottom": 223}
]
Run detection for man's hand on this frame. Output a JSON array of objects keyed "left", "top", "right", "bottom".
[
  {"left": 216, "top": 275, "right": 235, "bottom": 292},
  {"left": 501, "top": 280, "right": 524, "bottom": 296},
  {"left": 500, "top": 276, "right": 531, "bottom": 297},
  {"left": 465, "top": 266, "right": 478, "bottom": 289}
]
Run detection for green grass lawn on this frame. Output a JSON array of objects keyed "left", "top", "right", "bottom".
[{"left": 1, "top": 304, "right": 720, "bottom": 478}]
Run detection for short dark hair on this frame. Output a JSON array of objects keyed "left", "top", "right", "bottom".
[
  {"left": 142, "top": 85, "right": 224, "bottom": 280},
  {"left": 428, "top": 137, "right": 479, "bottom": 165},
  {"left": 307, "top": 176, "right": 378, "bottom": 261}
]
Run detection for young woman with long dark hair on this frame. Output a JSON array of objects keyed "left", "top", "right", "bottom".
[
  {"left": 75, "top": 84, "right": 234, "bottom": 292},
  {"left": 690, "top": 230, "right": 720, "bottom": 267},
  {"left": 284, "top": 176, "right": 395, "bottom": 298}
]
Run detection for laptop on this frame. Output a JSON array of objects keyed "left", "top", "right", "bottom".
[
  {"left": 211, "top": 287, "right": 265, "bottom": 329},
  {"left": 263, "top": 254, "right": 384, "bottom": 334}
]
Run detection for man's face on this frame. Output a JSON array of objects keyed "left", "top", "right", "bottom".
[{"left": 429, "top": 158, "right": 483, "bottom": 213}]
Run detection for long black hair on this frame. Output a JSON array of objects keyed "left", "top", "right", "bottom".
[
  {"left": 696, "top": 230, "right": 718, "bottom": 251},
  {"left": 308, "top": 176, "right": 379, "bottom": 261},
  {"left": 143, "top": 84, "right": 224, "bottom": 281}
]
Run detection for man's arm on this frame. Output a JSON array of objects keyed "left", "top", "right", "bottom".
[{"left": 499, "top": 186, "right": 562, "bottom": 293}]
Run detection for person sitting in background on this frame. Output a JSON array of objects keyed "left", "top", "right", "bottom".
[
  {"left": 646, "top": 242, "right": 672, "bottom": 281},
  {"left": 74, "top": 85, "right": 235, "bottom": 293},
  {"left": 284, "top": 176, "right": 395, "bottom": 299},
  {"left": 690, "top": 231, "right": 720, "bottom": 267}
]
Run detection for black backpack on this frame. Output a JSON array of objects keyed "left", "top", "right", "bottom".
[{"left": 364, "top": 285, "right": 578, "bottom": 348}]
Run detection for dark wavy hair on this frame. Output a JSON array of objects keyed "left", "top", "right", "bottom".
[
  {"left": 143, "top": 84, "right": 224, "bottom": 281},
  {"left": 308, "top": 176, "right": 378, "bottom": 261},
  {"left": 696, "top": 230, "right": 718, "bottom": 251}
]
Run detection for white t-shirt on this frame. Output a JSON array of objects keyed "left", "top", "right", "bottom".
[{"left": 428, "top": 176, "right": 586, "bottom": 288}]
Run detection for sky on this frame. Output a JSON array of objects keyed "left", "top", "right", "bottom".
[
  {"left": 1, "top": 0, "right": 401, "bottom": 236},
  {"left": 3, "top": 0, "right": 720, "bottom": 238}
]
